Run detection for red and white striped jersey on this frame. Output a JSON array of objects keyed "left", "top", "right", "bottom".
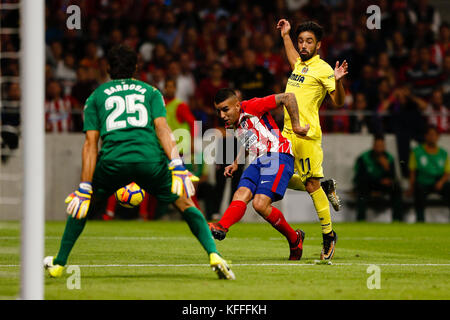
[
  {"left": 45, "top": 97, "right": 73, "bottom": 133},
  {"left": 426, "top": 104, "right": 449, "bottom": 133},
  {"left": 235, "top": 95, "right": 292, "bottom": 158}
]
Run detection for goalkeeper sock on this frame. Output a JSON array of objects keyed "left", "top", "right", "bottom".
[
  {"left": 310, "top": 187, "right": 333, "bottom": 234},
  {"left": 288, "top": 174, "right": 306, "bottom": 191},
  {"left": 219, "top": 200, "right": 247, "bottom": 229},
  {"left": 53, "top": 215, "right": 87, "bottom": 266},
  {"left": 265, "top": 206, "right": 298, "bottom": 245},
  {"left": 182, "top": 206, "right": 218, "bottom": 255}
]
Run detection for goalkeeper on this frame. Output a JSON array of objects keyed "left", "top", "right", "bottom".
[{"left": 44, "top": 45, "right": 235, "bottom": 280}]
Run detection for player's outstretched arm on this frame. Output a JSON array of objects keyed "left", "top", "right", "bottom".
[
  {"left": 329, "top": 60, "right": 349, "bottom": 107},
  {"left": 277, "top": 19, "right": 299, "bottom": 70},
  {"left": 275, "top": 93, "right": 309, "bottom": 137}
]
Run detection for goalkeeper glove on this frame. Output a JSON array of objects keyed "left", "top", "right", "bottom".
[
  {"left": 65, "top": 182, "right": 92, "bottom": 219},
  {"left": 169, "top": 158, "right": 196, "bottom": 198}
]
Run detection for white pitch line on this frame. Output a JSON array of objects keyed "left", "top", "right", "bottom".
[{"left": 1, "top": 263, "right": 450, "bottom": 268}]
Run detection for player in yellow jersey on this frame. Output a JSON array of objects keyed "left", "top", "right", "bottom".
[{"left": 277, "top": 19, "right": 349, "bottom": 260}]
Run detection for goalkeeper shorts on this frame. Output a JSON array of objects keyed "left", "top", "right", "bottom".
[{"left": 91, "top": 159, "right": 179, "bottom": 205}]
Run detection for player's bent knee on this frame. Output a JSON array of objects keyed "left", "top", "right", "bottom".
[
  {"left": 251, "top": 196, "right": 271, "bottom": 217},
  {"left": 232, "top": 187, "right": 253, "bottom": 203}
]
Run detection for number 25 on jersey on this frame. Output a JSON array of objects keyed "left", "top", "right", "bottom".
[{"left": 105, "top": 94, "right": 148, "bottom": 131}]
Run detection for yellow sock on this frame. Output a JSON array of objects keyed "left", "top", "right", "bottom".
[
  {"left": 288, "top": 173, "right": 306, "bottom": 191},
  {"left": 310, "top": 188, "right": 332, "bottom": 234}
]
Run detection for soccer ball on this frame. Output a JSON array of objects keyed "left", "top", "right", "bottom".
[{"left": 115, "top": 182, "right": 145, "bottom": 208}]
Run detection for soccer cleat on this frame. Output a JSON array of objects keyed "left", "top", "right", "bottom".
[
  {"left": 289, "top": 229, "right": 305, "bottom": 260},
  {"left": 43, "top": 256, "right": 65, "bottom": 278},
  {"left": 209, "top": 253, "right": 235, "bottom": 280},
  {"left": 320, "top": 230, "right": 337, "bottom": 260},
  {"left": 321, "top": 179, "right": 342, "bottom": 211},
  {"left": 208, "top": 222, "right": 229, "bottom": 241}
]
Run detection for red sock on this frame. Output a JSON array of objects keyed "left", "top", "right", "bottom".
[
  {"left": 265, "top": 207, "right": 298, "bottom": 245},
  {"left": 219, "top": 200, "right": 247, "bottom": 229}
]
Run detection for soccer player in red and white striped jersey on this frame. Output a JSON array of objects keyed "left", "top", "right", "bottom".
[{"left": 209, "top": 88, "right": 310, "bottom": 260}]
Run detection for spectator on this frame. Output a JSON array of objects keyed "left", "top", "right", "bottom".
[
  {"left": 177, "top": 1, "right": 202, "bottom": 31},
  {"left": 45, "top": 80, "right": 74, "bottom": 133},
  {"left": 148, "top": 41, "right": 171, "bottom": 73},
  {"left": 177, "top": 53, "right": 197, "bottom": 105},
  {"left": 349, "top": 92, "right": 375, "bottom": 134},
  {"left": 387, "top": 85, "right": 427, "bottom": 177},
  {"left": 353, "top": 134, "right": 403, "bottom": 221},
  {"left": 138, "top": 24, "right": 158, "bottom": 63},
  {"left": 430, "top": 23, "right": 450, "bottom": 67},
  {"left": 351, "top": 64, "right": 378, "bottom": 103},
  {"left": 157, "top": 11, "right": 181, "bottom": 51},
  {"left": 406, "top": 46, "right": 441, "bottom": 100},
  {"left": 1, "top": 83, "right": 21, "bottom": 159},
  {"left": 215, "top": 34, "right": 232, "bottom": 69},
  {"left": 408, "top": 0, "right": 441, "bottom": 35},
  {"left": 375, "top": 52, "right": 396, "bottom": 88},
  {"left": 373, "top": 77, "right": 394, "bottom": 132},
  {"left": 47, "top": 41, "right": 64, "bottom": 70},
  {"left": 80, "top": 41, "right": 100, "bottom": 69},
  {"left": 443, "top": 54, "right": 450, "bottom": 106},
  {"left": 163, "top": 77, "right": 196, "bottom": 157},
  {"left": 256, "top": 34, "right": 285, "bottom": 81},
  {"left": 105, "top": 29, "right": 123, "bottom": 54},
  {"left": 387, "top": 31, "right": 409, "bottom": 68},
  {"left": 397, "top": 47, "right": 419, "bottom": 84},
  {"left": 195, "top": 61, "right": 229, "bottom": 131},
  {"left": 391, "top": 8, "right": 414, "bottom": 45},
  {"left": 54, "top": 53, "right": 77, "bottom": 96},
  {"left": 407, "top": 125, "right": 450, "bottom": 222},
  {"left": 148, "top": 66, "right": 165, "bottom": 92},
  {"left": 234, "top": 49, "right": 274, "bottom": 100},
  {"left": 423, "top": 88, "right": 449, "bottom": 133},
  {"left": 124, "top": 24, "right": 140, "bottom": 51},
  {"left": 326, "top": 25, "right": 353, "bottom": 63},
  {"left": 71, "top": 67, "right": 99, "bottom": 131},
  {"left": 344, "top": 33, "right": 373, "bottom": 81},
  {"left": 199, "top": 0, "right": 229, "bottom": 21}
]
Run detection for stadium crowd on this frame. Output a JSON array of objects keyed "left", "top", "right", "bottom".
[{"left": 2, "top": 0, "right": 449, "bottom": 136}]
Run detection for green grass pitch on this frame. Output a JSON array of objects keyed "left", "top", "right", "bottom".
[{"left": 0, "top": 220, "right": 449, "bottom": 300}]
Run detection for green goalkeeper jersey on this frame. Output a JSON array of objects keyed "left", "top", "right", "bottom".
[
  {"left": 83, "top": 78, "right": 167, "bottom": 163},
  {"left": 409, "top": 144, "right": 450, "bottom": 186}
]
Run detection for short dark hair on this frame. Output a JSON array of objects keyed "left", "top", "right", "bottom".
[
  {"left": 425, "top": 124, "right": 439, "bottom": 135},
  {"left": 165, "top": 76, "right": 177, "bottom": 87},
  {"left": 214, "top": 88, "right": 237, "bottom": 104},
  {"left": 107, "top": 45, "right": 137, "bottom": 79},
  {"left": 295, "top": 21, "right": 324, "bottom": 42},
  {"left": 373, "top": 133, "right": 385, "bottom": 141}
]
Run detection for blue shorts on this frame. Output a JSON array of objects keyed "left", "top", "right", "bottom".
[{"left": 237, "top": 152, "right": 294, "bottom": 202}]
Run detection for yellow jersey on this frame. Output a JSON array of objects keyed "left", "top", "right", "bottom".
[{"left": 284, "top": 54, "right": 335, "bottom": 141}]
